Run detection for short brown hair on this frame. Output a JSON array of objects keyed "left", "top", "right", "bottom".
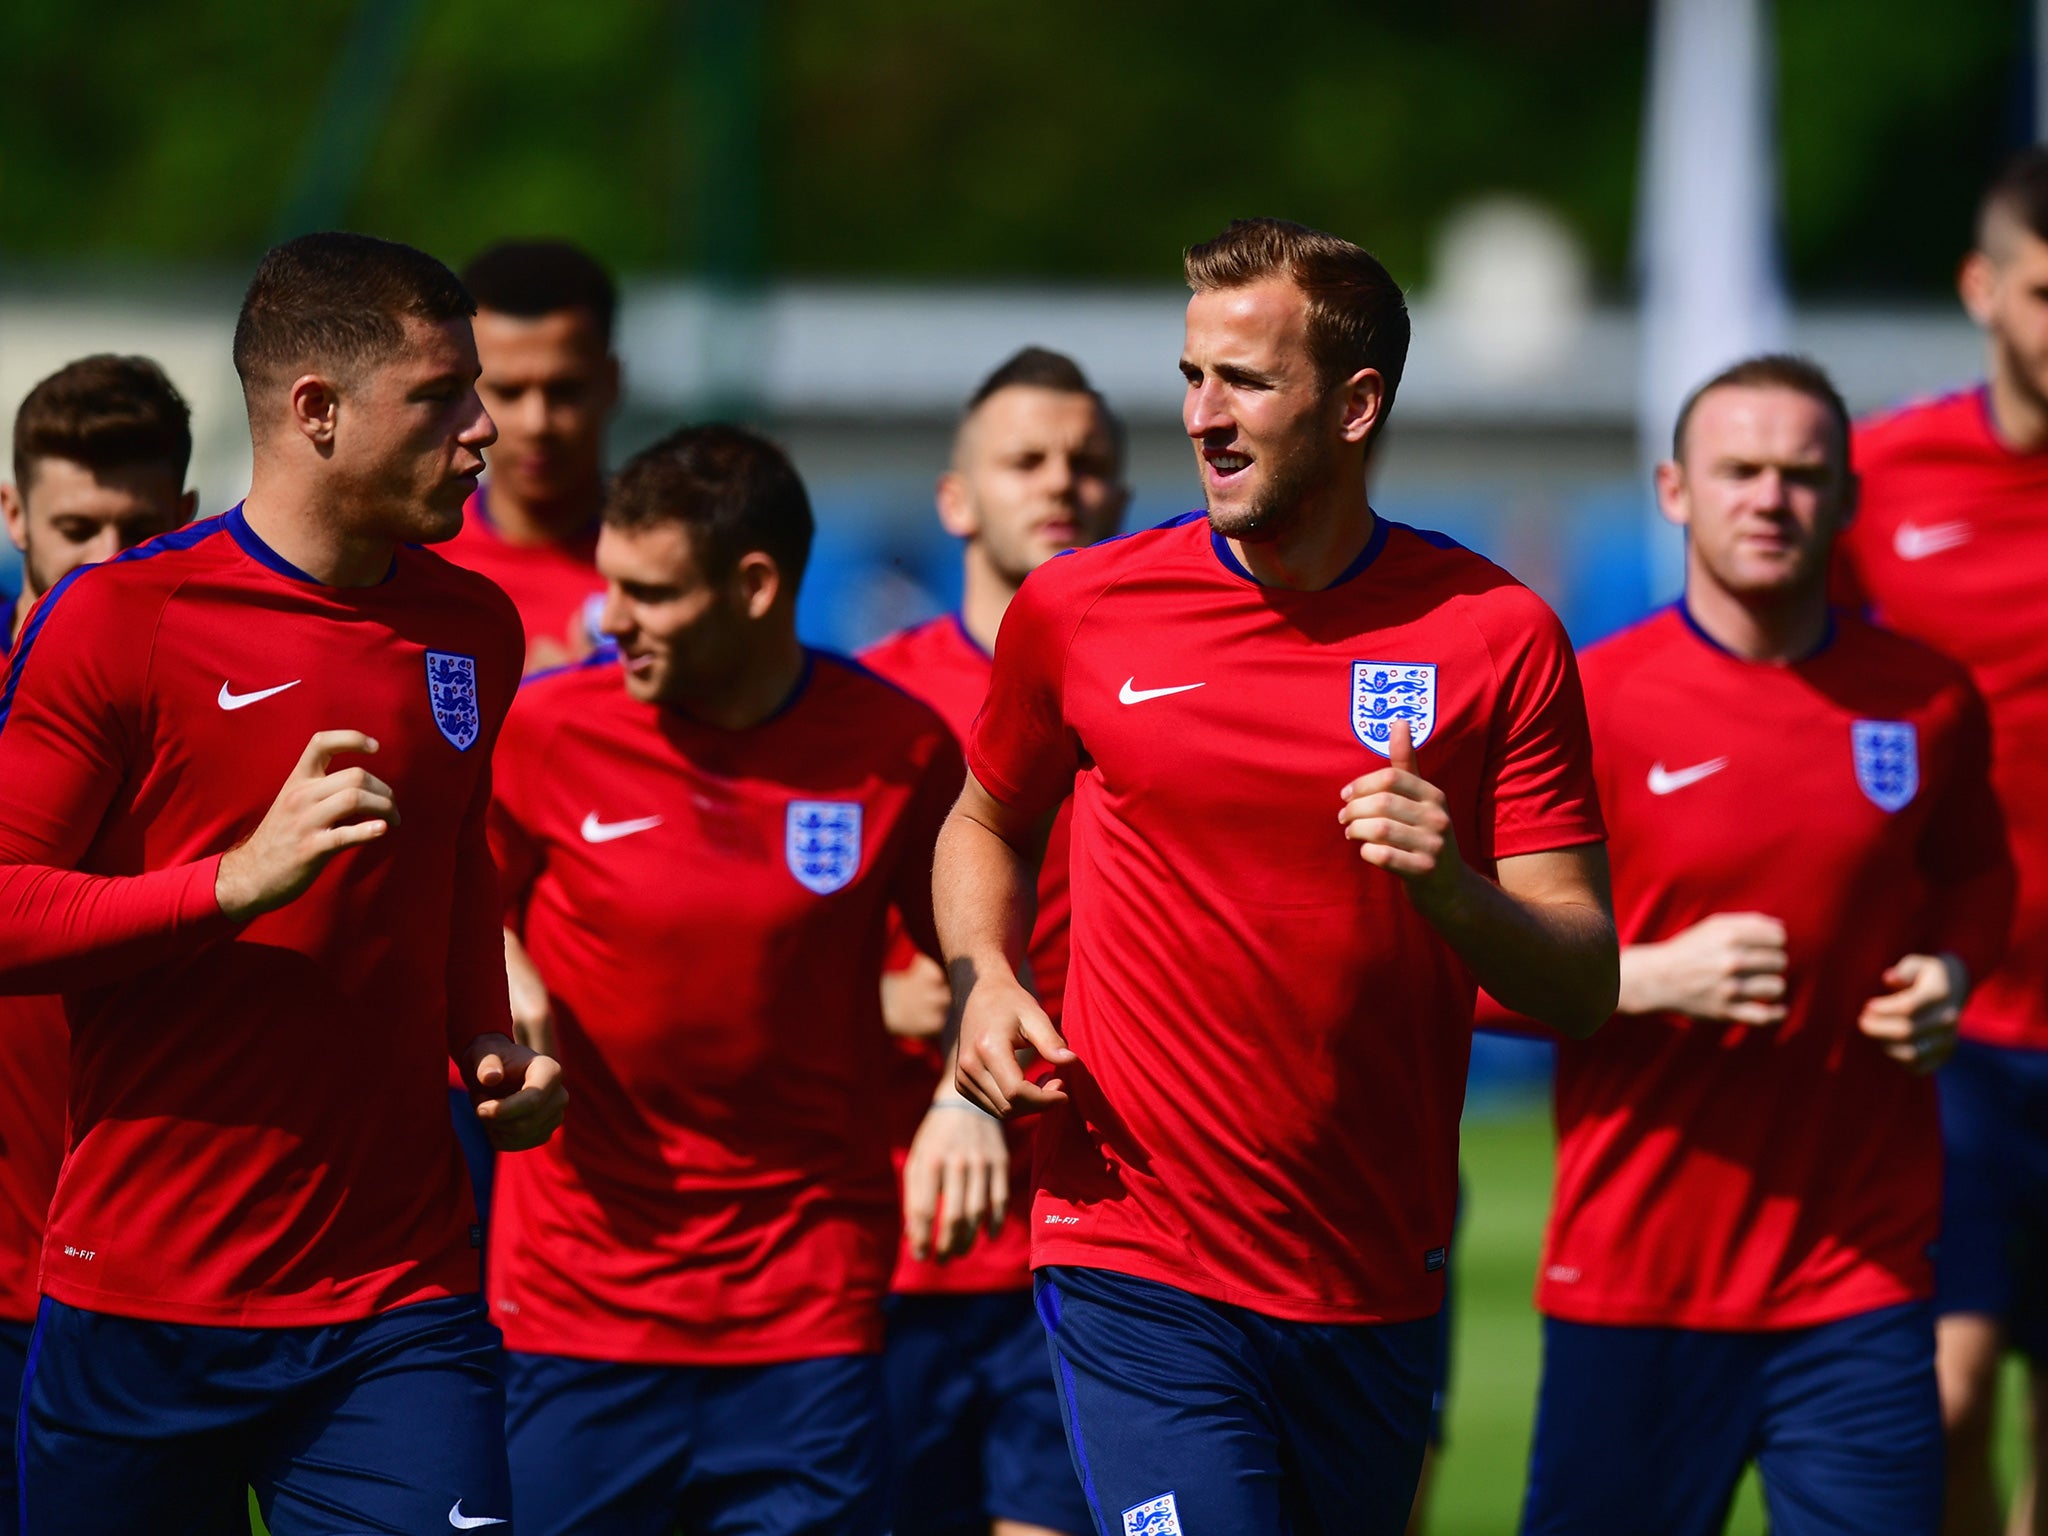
[
  {"left": 963, "top": 346, "right": 1125, "bottom": 470},
  {"left": 233, "top": 232, "right": 475, "bottom": 395},
  {"left": 1183, "top": 218, "right": 1411, "bottom": 408},
  {"left": 1671, "top": 353, "right": 1850, "bottom": 466},
  {"left": 13, "top": 354, "right": 193, "bottom": 490},
  {"left": 606, "top": 424, "right": 815, "bottom": 590},
  {"left": 461, "top": 240, "right": 617, "bottom": 343},
  {"left": 1978, "top": 148, "right": 2048, "bottom": 253}
]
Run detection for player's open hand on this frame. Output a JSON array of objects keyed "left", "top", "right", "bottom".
[
  {"left": 1858, "top": 952, "right": 1966, "bottom": 1075},
  {"left": 1620, "top": 912, "right": 1789, "bottom": 1025},
  {"left": 903, "top": 1093, "right": 1009, "bottom": 1261},
  {"left": 503, "top": 928, "right": 558, "bottom": 1060},
  {"left": 882, "top": 952, "right": 952, "bottom": 1039},
  {"left": 215, "top": 731, "right": 398, "bottom": 921},
  {"left": 1339, "top": 719, "right": 1465, "bottom": 912},
  {"left": 464, "top": 1031, "right": 567, "bottom": 1150},
  {"left": 954, "top": 962, "right": 1073, "bottom": 1119}
]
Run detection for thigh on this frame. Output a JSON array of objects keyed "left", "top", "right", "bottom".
[
  {"left": 1036, "top": 1266, "right": 1286, "bottom": 1536},
  {"left": 255, "top": 1297, "right": 511, "bottom": 1536},
  {"left": 17, "top": 1300, "right": 250, "bottom": 1536},
  {"left": 1262, "top": 1309, "right": 1437, "bottom": 1536},
  {"left": 883, "top": 1296, "right": 988, "bottom": 1536},
  {"left": 1753, "top": 1302, "right": 1942, "bottom": 1536},
  {"left": 502, "top": 1351, "right": 684, "bottom": 1536},
  {"left": 976, "top": 1291, "right": 1092, "bottom": 1536},
  {"left": 1519, "top": 1317, "right": 1754, "bottom": 1536},
  {"left": 686, "top": 1354, "right": 888, "bottom": 1536},
  {"left": 0, "top": 1320, "right": 27, "bottom": 1536}
]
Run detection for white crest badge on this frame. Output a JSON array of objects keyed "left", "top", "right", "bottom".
[
  {"left": 1351, "top": 661, "right": 1438, "bottom": 757},
  {"left": 1851, "top": 720, "right": 1918, "bottom": 813},
  {"left": 425, "top": 650, "right": 481, "bottom": 752},
  {"left": 786, "top": 800, "right": 862, "bottom": 894},
  {"left": 1123, "top": 1492, "right": 1184, "bottom": 1536}
]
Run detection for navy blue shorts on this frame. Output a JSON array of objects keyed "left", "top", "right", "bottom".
[
  {"left": 1, "top": 1320, "right": 28, "bottom": 1536},
  {"left": 503, "top": 1349, "right": 887, "bottom": 1536},
  {"left": 449, "top": 1086, "right": 496, "bottom": 1236},
  {"left": 884, "top": 1289, "right": 1091, "bottom": 1536},
  {"left": 1936, "top": 1038, "right": 2048, "bottom": 1358},
  {"left": 18, "top": 1293, "right": 510, "bottom": 1536},
  {"left": 1521, "top": 1301, "right": 1941, "bottom": 1535},
  {"left": 1035, "top": 1266, "right": 1437, "bottom": 1536}
]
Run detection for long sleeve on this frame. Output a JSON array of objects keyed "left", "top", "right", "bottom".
[{"left": 0, "top": 571, "right": 232, "bottom": 993}]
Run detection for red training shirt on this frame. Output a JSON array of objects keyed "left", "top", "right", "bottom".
[
  {"left": 1838, "top": 387, "right": 2048, "bottom": 1052},
  {"left": 969, "top": 512, "right": 1605, "bottom": 1324},
  {"left": 861, "top": 612, "right": 1067, "bottom": 1295},
  {"left": 442, "top": 486, "right": 606, "bottom": 673},
  {"left": 1533, "top": 607, "right": 2011, "bottom": 1330},
  {"left": 0, "top": 506, "right": 521, "bottom": 1326},
  {"left": 487, "top": 652, "right": 963, "bottom": 1365},
  {"left": 0, "top": 620, "right": 65, "bottom": 1324}
]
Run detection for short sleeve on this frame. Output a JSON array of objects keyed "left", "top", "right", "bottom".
[
  {"left": 1475, "top": 590, "right": 1607, "bottom": 862},
  {"left": 965, "top": 566, "right": 1084, "bottom": 817}
]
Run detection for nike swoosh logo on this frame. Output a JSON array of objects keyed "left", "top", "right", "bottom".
[
  {"left": 1647, "top": 757, "right": 1729, "bottom": 795},
  {"left": 581, "top": 812, "right": 664, "bottom": 844},
  {"left": 449, "top": 1502, "right": 508, "bottom": 1530},
  {"left": 1119, "top": 677, "right": 1205, "bottom": 705},
  {"left": 217, "top": 679, "right": 301, "bottom": 711},
  {"left": 1893, "top": 520, "right": 1971, "bottom": 561}
]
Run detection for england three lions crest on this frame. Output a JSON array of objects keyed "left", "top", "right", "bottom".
[
  {"left": 1351, "top": 661, "right": 1438, "bottom": 757},
  {"left": 1851, "top": 720, "right": 1918, "bottom": 812},
  {"left": 425, "top": 651, "right": 481, "bottom": 752},
  {"left": 787, "top": 800, "right": 862, "bottom": 895}
]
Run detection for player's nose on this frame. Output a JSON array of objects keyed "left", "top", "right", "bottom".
[
  {"left": 461, "top": 395, "right": 499, "bottom": 452},
  {"left": 1184, "top": 380, "right": 1232, "bottom": 440}
]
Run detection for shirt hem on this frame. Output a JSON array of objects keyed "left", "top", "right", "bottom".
[
  {"left": 38, "top": 1275, "right": 478, "bottom": 1329},
  {"left": 1535, "top": 1278, "right": 1930, "bottom": 1332},
  {"left": 495, "top": 1324, "right": 883, "bottom": 1367}
]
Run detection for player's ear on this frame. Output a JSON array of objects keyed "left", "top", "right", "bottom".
[
  {"left": 0, "top": 482, "right": 26, "bottom": 553},
  {"left": 733, "top": 549, "right": 782, "bottom": 620},
  {"left": 935, "top": 471, "right": 978, "bottom": 539},
  {"left": 1959, "top": 250, "right": 1997, "bottom": 328},
  {"left": 286, "top": 373, "right": 341, "bottom": 451},
  {"left": 173, "top": 488, "right": 200, "bottom": 531},
  {"left": 1654, "top": 459, "right": 1689, "bottom": 529},
  {"left": 1336, "top": 368, "right": 1386, "bottom": 447},
  {"left": 598, "top": 351, "right": 623, "bottom": 416}
]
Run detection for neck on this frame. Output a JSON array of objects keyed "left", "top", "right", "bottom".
[
  {"left": 484, "top": 477, "right": 603, "bottom": 547},
  {"left": 240, "top": 476, "right": 396, "bottom": 588},
  {"left": 1682, "top": 569, "right": 1830, "bottom": 664},
  {"left": 1228, "top": 481, "right": 1375, "bottom": 591},
  {"left": 667, "top": 626, "right": 809, "bottom": 731},
  {"left": 958, "top": 543, "right": 1020, "bottom": 653},
  {"left": 11, "top": 588, "right": 32, "bottom": 645}
]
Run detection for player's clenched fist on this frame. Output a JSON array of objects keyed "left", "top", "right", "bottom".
[
  {"left": 1339, "top": 718, "right": 1463, "bottom": 910},
  {"left": 215, "top": 731, "right": 398, "bottom": 920},
  {"left": 953, "top": 962, "right": 1073, "bottom": 1119},
  {"left": 463, "top": 1030, "right": 567, "bottom": 1150},
  {"left": 1858, "top": 952, "right": 1967, "bottom": 1075},
  {"left": 1618, "top": 911, "right": 1789, "bottom": 1025}
]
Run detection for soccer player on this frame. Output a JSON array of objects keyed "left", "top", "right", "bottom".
[
  {"left": 487, "top": 424, "right": 965, "bottom": 1536},
  {"left": 937, "top": 217, "right": 1618, "bottom": 1536},
  {"left": 1512, "top": 356, "right": 2013, "bottom": 1536},
  {"left": 0, "top": 354, "right": 195, "bottom": 1534},
  {"left": 1837, "top": 148, "right": 2048, "bottom": 1536},
  {"left": 0, "top": 232, "right": 566, "bottom": 1534},
  {"left": 861, "top": 345, "right": 1126, "bottom": 1536},
  {"left": 444, "top": 238, "right": 618, "bottom": 673}
]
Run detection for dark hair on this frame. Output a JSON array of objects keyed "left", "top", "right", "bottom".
[
  {"left": 1978, "top": 147, "right": 2048, "bottom": 250},
  {"left": 13, "top": 354, "right": 193, "bottom": 489},
  {"left": 1671, "top": 353, "right": 1851, "bottom": 466},
  {"left": 1183, "top": 218, "right": 1411, "bottom": 410},
  {"left": 233, "top": 232, "right": 475, "bottom": 394},
  {"left": 605, "top": 424, "right": 814, "bottom": 591},
  {"left": 461, "top": 240, "right": 618, "bottom": 343},
  {"left": 963, "top": 345, "right": 1126, "bottom": 469}
]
